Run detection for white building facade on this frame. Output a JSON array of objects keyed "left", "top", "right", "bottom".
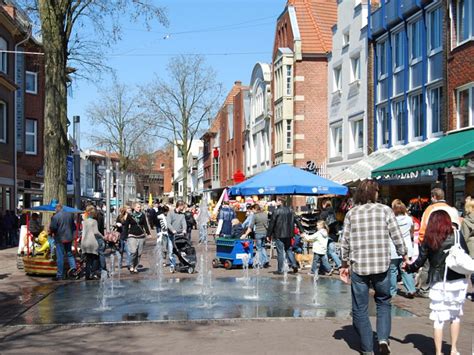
[
  {"left": 327, "top": 0, "right": 369, "bottom": 179},
  {"left": 173, "top": 139, "right": 203, "bottom": 202},
  {"left": 245, "top": 62, "right": 272, "bottom": 177}
]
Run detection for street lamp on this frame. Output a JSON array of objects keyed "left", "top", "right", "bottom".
[{"left": 73, "top": 115, "right": 81, "bottom": 209}]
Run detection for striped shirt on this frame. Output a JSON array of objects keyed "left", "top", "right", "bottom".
[{"left": 341, "top": 203, "right": 407, "bottom": 276}]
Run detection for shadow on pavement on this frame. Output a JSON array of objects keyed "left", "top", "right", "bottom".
[
  {"left": 333, "top": 325, "right": 361, "bottom": 353},
  {"left": 391, "top": 332, "right": 450, "bottom": 355}
]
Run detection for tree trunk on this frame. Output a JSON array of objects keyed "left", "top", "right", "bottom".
[
  {"left": 39, "top": 2, "right": 69, "bottom": 204},
  {"left": 182, "top": 147, "right": 188, "bottom": 203}
]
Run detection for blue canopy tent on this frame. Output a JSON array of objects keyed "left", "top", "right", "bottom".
[
  {"left": 23, "top": 200, "right": 83, "bottom": 213},
  {"left": 228, "top": 164, "right": 348, "bottom": 196}
]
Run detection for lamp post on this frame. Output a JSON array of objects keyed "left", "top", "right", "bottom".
[
  {"left": 105, "top": 152, "right": 111, "bottom": 232},
  {"left": 72, "top": 115, "right": 81, "bottom": 209}
]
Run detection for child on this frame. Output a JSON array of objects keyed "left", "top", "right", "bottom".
[
  {"left": 230, "top": 218, "right": 244, "bottom": 239},
  {"left": 303, "top": 220, "right": 333, "bottom": 275}
]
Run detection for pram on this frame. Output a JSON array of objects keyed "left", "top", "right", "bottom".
[{"left": 172, "top": 233, "right": 196, "bottom": 273}]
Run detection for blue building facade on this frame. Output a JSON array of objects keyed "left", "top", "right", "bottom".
[{"left": 370, "top": 0, "right": 444, "bottom": 150}]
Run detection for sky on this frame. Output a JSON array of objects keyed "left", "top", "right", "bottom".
[{"left": 67, "top": 0, "right": 287, "bottom": 149}]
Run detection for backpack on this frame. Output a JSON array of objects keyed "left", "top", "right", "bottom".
[{"left": 444, "top": 229, "right": 474, "bottom": 276}]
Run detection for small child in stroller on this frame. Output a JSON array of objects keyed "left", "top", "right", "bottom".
[{"left": 171, "top": 233, "right": 196, "bottom": 273}]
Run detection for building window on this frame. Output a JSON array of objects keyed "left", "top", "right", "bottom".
[
  {"left": 429, "top": 87, "right": 442, "bottom": 134},
  {"left": 350, "top": 55, "right": 360, "bottom": 82},
  {"left": 393, "top": 101, "right": 406, "bottom": 144},
  {"left": 343, "top": 31, "right": 350, "bottom": 47},
  {"left": 25, "top": 72, "right": 38, "bottom": 94},
  {"left": 25, "top": 119, "right": 37, "bottom": 154},
  {"left": 457, "top": 84, "right": 474, "bottom": 128},
  {"left": 160, "top": 163, "right": 165, "bottom": 169},
  {"left": 378, "top": 40, "right": 387, "bottom": 77},
  {"left": 286, "top": 65, "right": 292, "bottom": 95},
  {"left": 428, "top": 7, "right": 442, "bottom": 53},
  {"left": 212, "top": 157, "right": 219, "bottom": 181},
  {"left": 350, "top": 119, "right": 363, "bottom": 152},
  {"left": 378, "top": 106, "right": 389, "bottom": 146},
  {"left": 410, "top": 20, "right": 422, "bottom": 62},
  {"left": 0, "top": 37, "right": 7, "bottom": 74},
  {"left": 0, "top": 101, "right": 6, "bottom": 143},
  {"left": 410, "top": 93, "right": 423, "bottom": 139},
  {"left": 286, "top": 119, "right": 292, "bottom": 150},
  {"left": 333, "top": 66, "right": 342, "bottom": 91},
  {"left": 457, "top": 0, "right": 474, "bottom": 44},
  {"left": 228, "top": 104, "right": 234, "bottom": 140},
  {"left": 393, "top": 30, "right": 405, "bottom": 70},
  {"left": 331, "top": 124, "right": 343, "bottom": 157}
]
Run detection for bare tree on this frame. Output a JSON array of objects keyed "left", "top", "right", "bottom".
[
  {"left": 87, "top": 75, "right": 154, "bottom": 197},
  {"left": 139, "top": 55, "right": 222, "bottom": 201},
  {"left": 19, "top": 0, "right": 167, "bottom": 204}
]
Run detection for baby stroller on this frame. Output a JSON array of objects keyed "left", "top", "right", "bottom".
[{"left": 172, "top": 233, "right": 196, "bottom": 273}]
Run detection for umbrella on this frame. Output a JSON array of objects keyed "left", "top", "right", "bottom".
[
  {"left": 23, "top": 199, "right": 83, "bottom": 213},
  {"left": 228, "top": 164, "right": 348, "bottom": 196}
]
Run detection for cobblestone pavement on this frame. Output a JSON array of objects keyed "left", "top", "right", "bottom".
[{"left": 0, "top": 231, "right": 473, "bottom": 354}]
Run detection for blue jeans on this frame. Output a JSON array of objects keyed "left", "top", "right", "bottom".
[
  {"left": 327, "top": 242, "right": 341, "bottom": 268},
  {"left": 56, "top": 241, "right": 76, "bottom": 278},
  {"left": 389, "top": 259, "right": 416, "bottom": 296},
  {"left": 255, "top": 234, "right": 268, "bottom": 266},
  {"left": 120, "top": 239, "right": 131, "bottom": 267},
  {"left": 311, "top": 253, "right": 332, "bottom": 274},
  {"left": 351, "top": 270, "right": 392, "bottom": 353},
  {"left": 168, "top": 234, "right": 176, "bottom": 267},
  {"left": 275, "top": 238, "right": 297, "bottom": 272}
]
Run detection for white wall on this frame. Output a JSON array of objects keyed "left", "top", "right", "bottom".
[
  {"left": 246, "top": 62, "right": 272, "bottom": 177},
  {"left": 327, "top": 0, "right": 369, "bottom": 179}
]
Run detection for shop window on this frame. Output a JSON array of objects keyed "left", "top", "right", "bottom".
[
  {"left": 377, "top": 105, "right": 389, "bottom": 147},
  {"left": 350, "top": 119, "right": 363, "bottom": 152},
  {"left": 457, "top": 84, "right": 474, "bottom": 129},
  {"left": 26, "top": 72, "right": 38, "bottom": 94},
  {"left": 393, "top": 100, "right": 406, "bottom": 144},
  {"left": 330, "top": 124, "right": 343, "bottom": 157},
  {"left": 0, "top": 101, "right": 6, "bottom": 143},
  {"left": 25, "top": 119, "right": 37, "bottom": 155},
  {"left": 457, "top": 0, "right": 474, "bottom": 45},
  {"left": 0, "top": 37, "right": 7, "bottom": 74},
  {"left": 409, "top": 93, "right": 423, "bottom": 139},
  {"left": 429, "top": 86, "right": 442, "bottom": 135}
]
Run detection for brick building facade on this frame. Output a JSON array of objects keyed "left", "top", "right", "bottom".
[
  {"left": 135, "top": 146, "right": 174, "bottom": 201},
  {"left": 0, "top": 3, "right": 44, "bottom": 213},
  {"left": 272, "top": 0, "right": 337, "bottom": 171}
]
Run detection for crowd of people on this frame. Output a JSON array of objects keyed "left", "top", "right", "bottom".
[
  {"left": 0, "top": 210, "right": 20, "bottom": 248},
  {"left": 4, "top": 182, "right": 474, "bottom": 354}
]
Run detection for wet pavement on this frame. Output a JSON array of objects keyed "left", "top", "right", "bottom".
[
  {"left": 0, "top": 232, "right": 473, "bottom": 354},
  {"left": 7, "top": 277, "right": 414, "bottom": 326}
]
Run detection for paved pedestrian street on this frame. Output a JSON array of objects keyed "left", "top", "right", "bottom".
[{"left": 0, "top": 231, "right": 473, "bottom": 354}]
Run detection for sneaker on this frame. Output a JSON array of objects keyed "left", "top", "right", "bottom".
[
  {"left": 170, "top": 266, "right": 175, "bottom": 273},
  {"left": 379, "top": 340, "right": 391, "bottom": 354},
  {"left": 292, "top": 266, "right": 298, "bottom": 273}
]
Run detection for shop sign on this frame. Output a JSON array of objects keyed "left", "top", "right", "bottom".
[{"left": 378, "top": 169, "right": 438, "bottom": 185}]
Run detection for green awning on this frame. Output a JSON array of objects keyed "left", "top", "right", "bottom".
[{"left": 372, "top": 128, "right": 474, "bottom": 177}]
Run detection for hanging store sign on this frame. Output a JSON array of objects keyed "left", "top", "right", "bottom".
[{"left": 377, "top": 169, "right": 438, "bottom": 185}]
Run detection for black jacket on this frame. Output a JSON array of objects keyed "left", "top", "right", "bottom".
[
  {"left": 147, "top": 208, "right": 158, "bottom": 228},
  {"left": 266, "top": 205, "right": 303, "bottom": 239},
  {"left": 407, "top": 233, "right": 468, "bottom": 285},
  {"left": 124, "top": 211, "right": 150, "bottom": 237},
  {"left": 184, "top": 211, "right": 196, "bottom": 229}
]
